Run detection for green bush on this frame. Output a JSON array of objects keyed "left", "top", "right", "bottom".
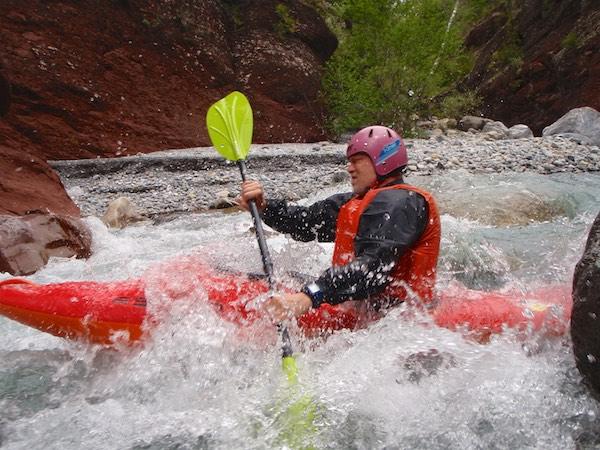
[
  {"left": 561, "top": 32, "right": 580, "bottom": 50},
  {"left": 275, "top": 3, "right": 299, "bottom": 36},
  {"left": 322, "top": 0, "right": 486, "bottom": 136}
]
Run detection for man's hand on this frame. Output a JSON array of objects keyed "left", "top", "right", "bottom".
[
  {"left": 264, "top": 292, "right": 312, "bottom": 323},
  {"left": 238, "top": 180, "right": 266, "bottom": 212}
]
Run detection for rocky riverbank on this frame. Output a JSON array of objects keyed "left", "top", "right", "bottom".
[{"left": 51, "top": 132, "right": 600, "bottom": 221}]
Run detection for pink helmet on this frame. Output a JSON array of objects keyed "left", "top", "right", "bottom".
[{"left": 346, "top": 126, "right": 407, "bottom": 177}]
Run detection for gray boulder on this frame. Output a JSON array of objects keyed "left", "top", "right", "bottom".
[
  {"left": 508, "top": 124, "right": 534, "bottom": 139},
  {"left": 543, "top": 107, "right": 600, "bottom": 146},
  {"left": 209, "top": 190, "right": 237, "bottom": 210},
  {"left": 572, "top": 211, "right": 600, "bottom": 400},
  {"left": 482, "top": 120, "right": 510, "bottom": 139},
  {"left": 0, "top": 213, "right": 91, "bottom": 275},
  {"left": 458, "top": 115, "right": 491, "bottom": 131},
  {"left": 101, "top": 197, "right": 145, "bottom": 229}
]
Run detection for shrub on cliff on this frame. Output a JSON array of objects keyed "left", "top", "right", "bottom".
[{"left": 321, "top": 0, "right": 492, "bottom": 136}]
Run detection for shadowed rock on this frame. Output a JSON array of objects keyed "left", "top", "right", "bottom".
[
  {"left": 0, "top": 213, "right": 91, "bottom": 275},
  {"left": 463, "top": 0, "right": 600, "bottom": 134},
  {"left": 571, "top": 210, "right": 600, "bottom": 400},
  {"left": 398, "top": 349, "right": 457, "bottom": 384},
  {"left": 0, "top": 67, "right": 9, "bottom": 116}
]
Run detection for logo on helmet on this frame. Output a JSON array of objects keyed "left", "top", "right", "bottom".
[{"left": 376, "top": 139, "right": 401, "bottom": 165}]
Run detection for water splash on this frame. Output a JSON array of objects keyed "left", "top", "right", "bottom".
[{"left": 2, "top": 171, "right": 600, "bottom": 449}]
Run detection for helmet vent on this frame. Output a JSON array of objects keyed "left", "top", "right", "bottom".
[
  {"left": 368, "top": 128, "right": 373, "bottom": 138},
  {"left": 386, "top": 129, "right": 392, "bottom": 137}
]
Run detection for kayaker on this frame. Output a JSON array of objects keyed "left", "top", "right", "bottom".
[{"left": 239, "top": 125, "right": 441, "bottom": 323}]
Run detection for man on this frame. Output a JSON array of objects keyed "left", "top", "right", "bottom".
[{"left": 239, "top": 126, "right": 441, "bottom": 325}]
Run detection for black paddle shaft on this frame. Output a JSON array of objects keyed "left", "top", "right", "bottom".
[
  {"left": 237, "top": 160, "right": 275, "bottom": 286},
  {"left": 237, "top": 160, "right": 293, "bottom": 358}
]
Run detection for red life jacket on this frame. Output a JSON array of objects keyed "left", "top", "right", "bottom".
[{"left": 331, "top": 183, "right": 441, "bottom": 304}]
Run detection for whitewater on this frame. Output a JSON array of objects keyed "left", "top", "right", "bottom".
[{"left": 2, "top": 139, "right": 600, "bottom": 449}]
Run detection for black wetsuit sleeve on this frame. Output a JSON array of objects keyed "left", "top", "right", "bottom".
[
  {"left": 314, "top": 189, "right": 429, "bottom": 304},
  {"left": 261, "top": 193, "right": 352, "bottom": 242}
]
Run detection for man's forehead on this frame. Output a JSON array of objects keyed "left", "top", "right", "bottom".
[{"left": 348, "top": 153, "right": 370, "bottom": 162}]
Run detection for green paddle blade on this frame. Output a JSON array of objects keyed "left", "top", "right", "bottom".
[
  {"left": 206, "top": 91, "right": 253, "bottom": 161},
  {"left": 276, "top": 356, "right": 319, "bottom": 449}
]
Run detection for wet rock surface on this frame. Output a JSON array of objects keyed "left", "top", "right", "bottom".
[
  {"left": 0, "top": 213, "right": 91, "bottom": 276},
  {"left": 572, "top": 211, "right": 600, "bottom": 400},
  {"left": 0, "top": 146, "right": 90, "bottom": 276}
]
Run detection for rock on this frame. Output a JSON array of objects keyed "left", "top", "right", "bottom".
[
  {"left": 464, "top": 11, "right": 507, "bottom": 48},
  {"left": 572, "top": 211, "right": 600, "bottom": 400},
  {"left": 428, "top": 128, "right": 445, "bottom": 138},
  {"left": 482, "top": 120, "right": 510, "bottom": 138},
  {"left": 462, "top": 1, "right": 600, "bottom": 135},
  {"left": 0, "top": 67, "right": 10, "bottom": 116},
  {"left": 543, "top": 107, "right": 600, "bottom": 146},
  {"left": 209, "top": 190, "right": 237, "bottom": 209},
  {"left": 457, "top": 116, "right": 490, "bottom": 131},
  {"left": 0, "top": 213, "right": 91, "bottom": 276},
  {"left": 416, "top": 120, "right": 435, "bottom": 129},
  {"left": 484, "top": 131, "right": 506, "bottom": 140},
  {"left": 101, "top": 197, "right": 145, "bottom": 228},
  {"left": 235, "top": 31, "right": 323, "bottom": 106},
  {"left": 508, "top": 124, "right": 534, "bottom": 139},
  {"left": 284, "top": 191, "right": 301, "bottom": 202},
  {"left": 399, "top": 349, "right": 457, "bottom": 384},
  {"left": 0, "top": 0, "right": 336, "bottom": 163},
  {"left": 439, "top": 189, "right": 567, "bottom": 227},
  {"left": 560, "top": 133, "right": 596, "bottom": 146},
  {"left": 438, "top": 118, "right": 457, "bottom": 130},
  {"left": 458, "top": 115, "right": 491, "bottom": 131},
  {"left": 0, "top": 147, "right": 91, "bottom": 275},
  {"left": 0, "top": 148, "right": 80, "bottom": 217}
]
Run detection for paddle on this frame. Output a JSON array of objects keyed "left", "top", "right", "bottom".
[
  {"left": 206, "top": 93, "right": 317, "bottom": 447},
  {"left": 205, "top": 91, "right": 294, "bottom": 356}
]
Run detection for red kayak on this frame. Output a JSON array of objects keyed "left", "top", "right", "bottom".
[{"left": 0, "top": 256, "right": 572, "bottom": 346}]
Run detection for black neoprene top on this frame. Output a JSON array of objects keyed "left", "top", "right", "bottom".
[{"left": 261, "top": 180, "right": 429, "bottom": 304}]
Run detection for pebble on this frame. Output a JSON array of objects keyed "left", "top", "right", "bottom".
[{"left": 52, "top": 133, "right": 600, "bottom": 220}]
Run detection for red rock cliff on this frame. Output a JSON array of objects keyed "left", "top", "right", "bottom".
[
  {"left": 0, "top": 0, "right": 337, "bottom": 161},
  {"left": 0, "top": 0, "right": 337, "bottom": 274},
  {"left": 464, "top": 0, "right": 600, "bottom": 134}
]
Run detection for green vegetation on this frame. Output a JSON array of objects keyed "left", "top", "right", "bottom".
[
  {"left": 491, "top": 37, "right": 523, "bottom": 70},
  {"left": 275, "top": 3, "right": 299, "bottom": 37},
  {"left": 319, "top": 0, "right": 497, "bottom": 136},
  {"left": 561, "top": 31, "right": 581, "bottom": 50},
  {"left": 224, "top": 3, "right": 244, "bottom": 30}
]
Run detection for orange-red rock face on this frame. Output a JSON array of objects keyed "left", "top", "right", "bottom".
[{"left": 0, "top": 0, "right": 337, "bottom": 274}]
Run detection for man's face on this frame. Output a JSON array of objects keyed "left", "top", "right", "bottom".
[{"left": 347, "top": 153, "right": 377, "bottom": 195}]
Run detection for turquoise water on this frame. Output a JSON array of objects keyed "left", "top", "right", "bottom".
[{"left": 1, "top": 171, "right": 599, "bottom": 449}]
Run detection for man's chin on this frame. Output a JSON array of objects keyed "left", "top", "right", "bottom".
[{"left": 352, "top": 185, "right": 368, "bottom": 196}]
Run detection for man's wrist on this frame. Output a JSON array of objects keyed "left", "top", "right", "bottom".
[{"left": 302, "top": 282, "right": 325, "bottom": 309}]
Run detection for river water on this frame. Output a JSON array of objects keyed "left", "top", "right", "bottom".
[{"left": 1, "top": 171, "right": 600, "bottom": 449}]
